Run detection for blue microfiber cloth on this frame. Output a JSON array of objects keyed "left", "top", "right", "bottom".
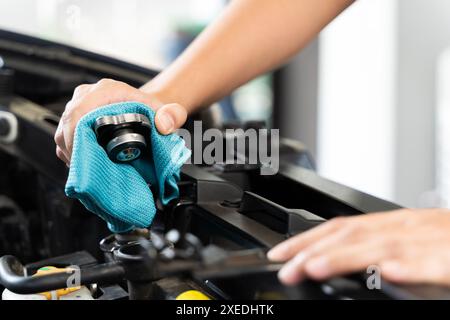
[{"left": 65, "top": 102, "right": 191, "bottom": 233}]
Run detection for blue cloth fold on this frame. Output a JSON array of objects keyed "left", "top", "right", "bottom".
[{"left": 65, "top": 102, "right": 191, "bottom": 233}]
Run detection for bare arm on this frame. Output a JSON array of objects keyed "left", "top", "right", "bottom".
[
  {"left": 55, "top": 0, "right": 353, "bottom": 162},
  {"left": 144, "top": 0, "right": 354, "bottom": 112}
]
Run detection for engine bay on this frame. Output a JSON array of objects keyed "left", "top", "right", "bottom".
[{"left": 1, "top": 29, "right": 449, "bottom": 300}]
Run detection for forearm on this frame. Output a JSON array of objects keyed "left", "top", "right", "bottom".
[{"left": 142, "top": 0, "right": 354, "bottom": 112}]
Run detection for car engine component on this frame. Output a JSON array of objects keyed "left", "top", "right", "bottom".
[
  {"left": 2, "top": 29, "right": 450, "bottom": 300},
  {"left": 94, "top": 113, "right": 151, "bottom": 163},
  {"left": 0, "top": 110, "right": 18, "bottom": 143}
]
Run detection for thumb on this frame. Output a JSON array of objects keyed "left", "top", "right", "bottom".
[{"left": 154, "top": 103, "right": 187, "bottom": 135}]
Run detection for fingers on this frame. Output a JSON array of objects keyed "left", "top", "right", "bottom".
[
  {"left": 276, "top": 230, "right": 391, "bottom": 285},
  {"left": 72, "top": 83, "right": 91, "bottom": 99},
  {"left": 55, "top": 119, "right": 70, "bottom": 165},
  {"left": 56, "top": 146, "right": 69, "bottom": 166},
  {"left": 268, "top": 210, "right": 421, "bottom": 286},
  {"left": 276, "top": 235, "right": 399, "bottom": 285},
  {"left": 55, "top": 84, "right": 92, "bottom": 163},
  {"left": 57, "top": 99, "right": 80, "bottom": 161},
  {"left": 55, "top": 114, "right": 76, "bottom": 163},
  {"left": 272, "top": 228, "right": 353, "bottom": 284},
  {"left": 302, "top": 240, "right": 393, "bottom": 281},
  {"left": 268, "top": 210, "right": 408, "bottom": 263},
  {"left": 277, "top": 251, "right": 309, "bottom": 285},
  {"left": 54, "top": 79, "right": 176, "bottom": 165},
  {"left": 155, "top": 103, "right": 188, "bottom": 134},
  {"left": 62, "top": 117, "right": 76, "bottom": 160},
  {"left": 54, "top": 78, "right": 189, "bottom": 167},
  {"left": 267, "top": 217, "right": 346, "bottom": 262},
  {"left": 92, "top": 80, "right": 189, "bottom": 134}
]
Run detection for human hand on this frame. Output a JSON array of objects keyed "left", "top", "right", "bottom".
[
  {"left": 268, "top": 208, "right": 450, "bottom": 287},
  {"left": 54, "top": 79, "right": 187, "bottom": 165}
]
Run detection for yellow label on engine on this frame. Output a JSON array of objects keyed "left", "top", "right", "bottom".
[
  {"left": 176, "top": 290, "right": 210, "bottom": 300},
  {"left": 34, "top": 266, "right": 81, "bottom": 300}
]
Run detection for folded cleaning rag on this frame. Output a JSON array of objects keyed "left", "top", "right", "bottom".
[{"left": 65, "top": 102, "right": 191, "bottom": 233}]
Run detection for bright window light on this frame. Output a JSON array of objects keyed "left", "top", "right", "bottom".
[{"left": 318, "top": 0, "right": 397, "bottom": 200}]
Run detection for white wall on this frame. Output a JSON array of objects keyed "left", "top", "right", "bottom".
[
  {"left": 436, "top": 48, "right": 450, "bottom": 208},
  {"left": 318, "top": 0, "right": 397, "bottom": 201},
  {"left": 395, "top": 0, "right": 450, "bottom": 207},
  {"left": 318, "top": 0, "right": 450, "bottom": 207}
]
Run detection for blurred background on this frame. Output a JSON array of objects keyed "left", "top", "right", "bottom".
[{"left": 0, "top": 0, "right": 449, "bottom": 209}]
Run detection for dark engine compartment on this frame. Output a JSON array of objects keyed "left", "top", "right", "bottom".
[{"left": 1, "top": 29, "right": 449, "bottom": 300}]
